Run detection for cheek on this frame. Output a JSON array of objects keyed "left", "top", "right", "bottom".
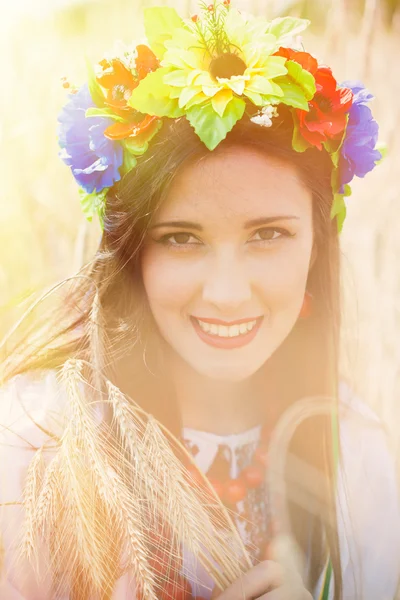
[
  {"left": 141, "top": 248, "right": 198, "bottom": 312},
  {"left": 255, "top": 241, "right": 313, "bottom": 307}
]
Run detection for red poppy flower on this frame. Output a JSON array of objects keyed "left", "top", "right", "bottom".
[
  {"left": 97, "top": 45, "right": 159, "bottom": 113},
  {"left": 274, "top": 47, "right": 353, "bottom": 150},
  {"left": 104, "top": 113, "right": 160, "bottom": 141},
  {"left": 97, "top": 58, "right": 138, "bottom": 113},
  {"left": 97, "top": 45, "right": 161, "bottom": 141},
  {"left": 135, "top": 44, "right": 160, "bottom": 81}
]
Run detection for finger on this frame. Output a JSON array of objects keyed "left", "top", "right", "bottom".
[
  {"left": 257, "top": 583, "right": 313, "bottom": 600},
  {"left": 210, "top": 561, "right": 283, "bottom": 600}
]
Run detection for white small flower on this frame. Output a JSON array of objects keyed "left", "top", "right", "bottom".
[
  {"left": 250, "top": 105, "right": 279, "bottom": 128},
  {"left": 103, "top": 40, "right": 139, "bottom": 71}
]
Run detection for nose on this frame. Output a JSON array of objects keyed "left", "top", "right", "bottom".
[{"left": 202, "top": 248, "right": 252, "bottom": 310}]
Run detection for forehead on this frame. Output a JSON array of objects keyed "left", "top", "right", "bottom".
[{"left": 157, "top": 145, "right": 312, "bottom": 223}]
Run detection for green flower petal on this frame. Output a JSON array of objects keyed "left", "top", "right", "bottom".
[
  {"left": 178, "top": 86, "right": 200, "bottom": 108},
  {"left": 184, "top": 93, "right": 207, "bottom": 110},
  {"left": 79, "top": 187, "right": 108, "bottom": 228},
  {"left": 144, "top": 6, "right": 184, "bottom": 60},
  {"left": 161, "top": 50, "right": 190, "bottom": 69},
  {"left": 270, "top": 60, "right": 316, "bottom": 110},
  {"left": 193, "top": 71, "right": 215, "bottom": 87},
  {"left": 330, "top": 192, "right": 348, "bottom": 233},
  {"left": 202, "top": 84, "right": 221, "bottom": 98},
  {"left": 186, "top": 96, "right": 246, "bottom": 150},
  {"left": 265, "top": 17, "right": 310, "bottom": 45},
  {"left": 86, "top": 57, "right": 105, "bottom": 108},
  {"left": 220, "top": 76, "right": 246, "bottom": 95},
  {"left": 128, "top": 67, "right": 185, "bottom": 117},
  {"left": 85, "top": 107, "right": 126, "bottom": 122},
  {"left": 164, "top": 27, "right": 199, "bottom": 52},
  {"left": 120, "top": 151, "right": 138, "bottom": 174},
  {"left": 292, "top": 119, "right": 310, "bottom": 152},
  {"left": 187, "top": 69, "right": 203, "bottom": 86},
  {"left": 246, "top": 75, "right": 275, "bottom": 95},
  {"left": 212, "top": 90, "right": 233, "bottom": 118},
  {"left": 224, "top": 8, "right": 248, "bottom": 47},
  {"left": 259, "top": 56, "right": 288, "bottom": 79},
  {"left": 163, "top": 69, "right": 189, "bottom": 87},
  {"left": 243, "top": 89, "right": 263, "bottom": 105}
]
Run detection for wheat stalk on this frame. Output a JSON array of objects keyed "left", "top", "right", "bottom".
[{"left": 19, "top": 447, "right": 44, "bottom": 565}]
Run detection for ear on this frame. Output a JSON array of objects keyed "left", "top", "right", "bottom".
[{"left": 309, "top": 242, "right": 318, "bottom": 270}]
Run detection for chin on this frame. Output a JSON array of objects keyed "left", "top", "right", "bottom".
[{"left": 188, "top": 358, "right": 266, "bottom": 382}]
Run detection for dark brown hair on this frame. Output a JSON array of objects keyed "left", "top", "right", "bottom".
[{"left": 2, "top": 108, "right": 342, "bottom": 598}]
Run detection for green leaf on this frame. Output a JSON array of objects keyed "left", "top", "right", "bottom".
[
  {"left": 375, "top": 141, "right": 387, "bottom": 164},
  {"left": 121, "top": 119, "right": 163, "bottom": 156},
  {"left": 144, "top": 7, "right": 183, "bottom": 60},
  {"left": 330, "top": 193, "right": 347, "bottom": 233},
  {"left": 292, "top": 122, "right": 310, "bottom": 153},
  {"left": 120, "top": 151, "right": 137, "bottom": 175},
  {"left": 271, "top": 61, "right": 316, "bottom": 111},
  {"left": 266, "top": 17, "right": 310, "bottom": 43},
  {"left": 78, "top": 187, "right": 108, "bottom": 229},
  {"left": 128, "top": 68, "right": 185, "bottom": 118},
  {"left": 85, "top": 57, "right": 105, "bottom": 108},
  {"left": 85, "top": 107, "right": 126, "bottom": 122},
  {"left": 186, "top": 97, "right": 246, "bottom": 151},
  {"left": 325, "top": 114, "right": 348, "bottom": 167}
]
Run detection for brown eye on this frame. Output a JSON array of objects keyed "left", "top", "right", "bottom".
[
  {"left": 250, "top": 227, "right": 293, "bottom": 245},
  {"left": 257, "top": 228, "right": 277, "bottom": 241},
  {"left": 173, "top": 232, "right": 192, "bottom": 244}
]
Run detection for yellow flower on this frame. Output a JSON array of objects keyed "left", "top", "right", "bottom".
[{"left": 160, "top": 7, "right": 290, "bottom": 118}]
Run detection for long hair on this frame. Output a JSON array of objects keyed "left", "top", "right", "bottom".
[{"left": 1, "top": 108, "right": 343, "bottom": 598}]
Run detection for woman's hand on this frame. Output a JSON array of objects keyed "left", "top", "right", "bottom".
[{"left": 210, "top": 559, "right": 313, "bottom": 600}]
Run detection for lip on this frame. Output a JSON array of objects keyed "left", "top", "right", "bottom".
[
  {"left": 192, "top": 316, "right": 262, "bottom": 326},
  {"left": 190, "top": 316, "right": 264, "bottom": 350}
]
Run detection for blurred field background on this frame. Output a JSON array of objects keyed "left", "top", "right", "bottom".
[{"left": 1, "top": 0, "right": 400, "bottom": 446}]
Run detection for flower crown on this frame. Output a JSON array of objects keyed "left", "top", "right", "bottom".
[{"left": 58, "top": 0, "right": 384, "bottom": 233}]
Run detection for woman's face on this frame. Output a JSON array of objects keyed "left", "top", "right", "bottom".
[{"left": 141, "top": 145, "right": 315, "bottom": 382}]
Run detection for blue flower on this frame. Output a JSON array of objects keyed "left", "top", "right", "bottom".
[
  {"left": 338, "top": 81, "right": 382, "bottom": 192},
  {"left": 58, "top": 84, "right": 123, "bottom": 194}
]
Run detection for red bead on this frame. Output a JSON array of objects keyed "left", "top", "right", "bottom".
[
  {"left": 159, "top": 574, "right": 192, "bottom": 600},
  {"left": 254, "top": 446, "right": 268, "bottom": 467},
  {"left": 191, "top": 14, "right": 199, "bottom": 22},
  {"left": 241, "top": 464, "right": 264, "bottom": 489},
  {"left": 185, "top": 464, "right": 204, "bottom": 487},
  {"left": 207, "top": 3, "right": 214, "bottom": 10},
  {"left": 224, "top": 479, "right": 247, "bottom": 504},
  {"left": 207, "top": 477, "right": 225, "bottom": 499},
  {"left": 223, "top": 0, "right": 230, "bottom": 5},
  {"left": 149, "top": 546, "right": 181, "bottom": 576}
]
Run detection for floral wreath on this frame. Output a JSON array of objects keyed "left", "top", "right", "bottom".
[{"left": 58, "top": 0, "right": 384, "bottom": 233}]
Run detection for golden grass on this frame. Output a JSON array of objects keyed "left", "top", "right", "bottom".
[{"left": 1, "top": 0, "right": 399, "bottom": 447}]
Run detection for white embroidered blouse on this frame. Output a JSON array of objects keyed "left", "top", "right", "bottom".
[{"left": 0, "top": 370, "right": 399, "bottom": 599}]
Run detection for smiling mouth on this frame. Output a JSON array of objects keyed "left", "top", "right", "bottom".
[
  {"left": 192, "top": 317, "right": 260, "bottom": 338},
  {"left": 190, "top": 315, "right": 264, "bottom": 349}
]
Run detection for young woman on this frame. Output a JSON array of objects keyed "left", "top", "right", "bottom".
[{"left": 1, "top": 2, "right": 399, "bottom": 599}]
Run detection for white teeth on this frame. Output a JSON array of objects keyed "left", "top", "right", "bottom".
[
  {"left": 196, "top": 318, "right": 259, "bottom": 337},
  {"left": 229, "top": 325, "right": 240, "bottom": 337},
  {"left": 218, "top": 325, "right": 229, "bottom": 338}
]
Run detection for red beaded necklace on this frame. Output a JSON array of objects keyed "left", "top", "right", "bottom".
[
  {"left": 138, "top": 422, "right": 275, "bottom": 600},
  {"left": 181, "top": 422, "right": 270, "bottom": 506}
]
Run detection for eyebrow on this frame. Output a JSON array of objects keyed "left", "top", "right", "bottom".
[{"left": 150, "top": 216, "right": 299, "bottom": 231}]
